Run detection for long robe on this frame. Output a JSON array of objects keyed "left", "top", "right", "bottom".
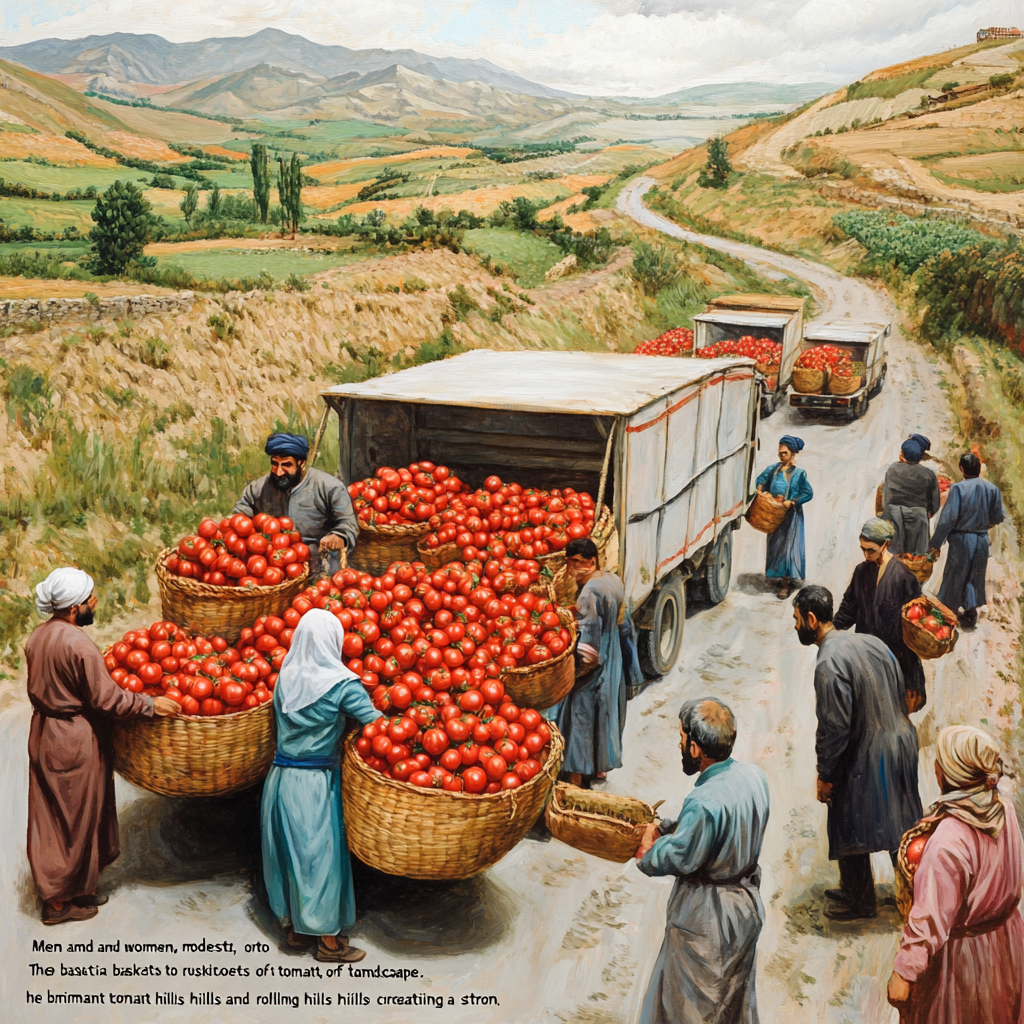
[
  {"left": 638, "top": 759, "right": 770, "bottom": 1024},
  {"left": 894, "top": 799, "right": 1024, "bottom": 1024},
  {"left": 234, "top": 467, "right": 358, "bottom": 576},
  {"left": 551, "top": 571, "right": 627, "bottom": 776},
  {"left": 883, "top": 462, "right": 940, "bottom": 556},
  {"left": 261, "top": 677, "right": 377, "bottom": 936},
  {"left": 25, "top": 619, "right": 153, "bottom": 902},
  {"left": 814, "top": 630, "right": 922, "bottom": 858},
  {"left": 755, "top": 463, "right": 813, "bottom": 580},
  {"left": 930, "top": 477, "right": 1005, "bottom": 612},
  {"left": 834, "top": 556, "right": 925, "bottom": 698}
]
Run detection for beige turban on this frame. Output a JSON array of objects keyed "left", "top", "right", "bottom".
[{"left": 932, "top": 725, "right": 1005, "bottom": 837}]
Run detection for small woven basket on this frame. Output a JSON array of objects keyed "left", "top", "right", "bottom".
[
  {"left": 155, "top": 549, "right": 309, "bottom": 645},
  {"left": 829, "top": 373, "right": 862, "bottom": 396},
  {"left": 353, "top": 520, "right": 431, "bottom": 576},
  {"left": 902, "top": 595, "right": 959, "bottom": 660},
  {"left": 894, "top": 817, "right": 941, "bottom": 921},
  {"left": 341, "top": 724, "right": 563, "bottom": 880},
  {"left": 112, "top": 702, "right": 275, "bottom": 797},
  {"left": 898, "top": 553, "right": 935, "bottom": 584},
  {"left": 754, "top": 360, "right": 780, "bottom": 376},
  {"left": 792, "top": 367, "right": 824, "bottom": 393},
  {"left": 501, "top": 624, "right": 578, "bottom": 710},
  {"left": 745, "top": 490, "right": 789, "bottom": 534},
  {"left": 415, "top": 538, "right": 461, "bottom": 569},
  {"left": 545, "top": 784, "right": 661, "bottom": 862},
  {"left": 547, "top": 563, "right": 578, "bottom": 607}
]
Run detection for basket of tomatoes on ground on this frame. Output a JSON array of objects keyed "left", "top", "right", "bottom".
[
  {"left": 902, "top": 595, "right": 959, "bottom": 660},
  {"left": 634, "top": 327, "right": 694, "bottom": 357},
  {"left": 155, "top": 513, "right": 311, "bottom": 643},
  {"left": 340, "top": 678, "right": 564, "bottom": 880},
  {"left": 105, "top": 620, "right": 277, "bottom": 797}
]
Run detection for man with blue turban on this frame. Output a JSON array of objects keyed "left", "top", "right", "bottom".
[
  {"left": 233, "top": 432, "right": 358, "bottom": 575},
  {"left": 882, "top": 437, "right": 940, "bottom": 556}
]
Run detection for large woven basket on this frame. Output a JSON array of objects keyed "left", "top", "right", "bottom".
[
  {"left": 829, "top": 373, "right": 862, "bottom": 396},
  {"left": 898, "top": 553, "right": 935, "bottom": 584},
  {"left": 352, "top": 520, "right": 431, "bottom": 576},
  {"left": 792, "top": 367, "right": 824, "bottom": 393},
  {"left": 545, "top": 784, "right": 661, "bottom": 862},
  {"left": 894, "top": 817, "right": 941, "bottom": 920},
  {"left": 341, "top": 725, "right": 563, "bottom": 880},
  {"left": 415, "top": 538, "right": 461, "bottom": 569},
  {"left": 113, "top": 702, "right": 275, "bottom": 797},
  {"left": 501, "top": 624, "right": 577, "bottom": 709},
  {"left": 155, "top": 548, "right": 309, "bottom": 644},
  {"left": 745, "top": 490, "right": 789, "bottom": 534},
  {"left": 902, "top": 595, "right": 959, "bottom": 660}
]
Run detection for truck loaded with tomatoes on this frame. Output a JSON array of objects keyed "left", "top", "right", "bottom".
[{"left": 232, "top": 432, "right": 357, "bottom": 576}]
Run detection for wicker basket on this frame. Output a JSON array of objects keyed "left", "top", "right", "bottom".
[
  {"left": 902, "top": 595, "right": 959, "bottom": 660},
  {"left": 792, "top": 367, "right": 825, "bottom": 394},
  {"left": 352, "top": 520, "right": 431, "bottom": 576},
  {"left": 894, "top": 817, "right": 941, "bottom": 920},
  {"left": 546, "top": 563, "right": 578, "bottom": 607},
  {"left": 415, "top": 538, "right": 461, "bottom": 569},
  {"left": 155, "top": 549, "right": 309, "bottom": 645},
  {"left": 754, "top": 360, "right": 780, "bottom": 376},
  {"left": 898, "top": 553, "right": 935, "bottom": 584},
  {"left": 745, "top": 490, "right": 789, "bottom": 534},
  {"left": 113, "top": 702, "right": 275, "bottom": 797},
  {"left": 829, "top": 373, "right": 863, "bottom": 396},
  {"left": 501, "top": 624, "right": 578, "bottom": 710},
  {"left": 545, "top": 784, "right": 661, "bottom": 862},
  {"left": 341, "top": 725, "right": 563, "bottom": 880},
  {"left": 851, "top": 361, "right": 866, "bottom": 377}
]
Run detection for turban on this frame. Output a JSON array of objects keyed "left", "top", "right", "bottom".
[
  {"left": 901, "top": 439, "right": 923, "bottom": 463},
  {"left": 35, "top": 567, "right": 95, "bottom": 618},
  {"left": 909, "top": 433, "right": 931, "bottom": 452},
  {"left": 860, "top": 517, "right": 894, "bottom": 544},
  {"left": 778, "top": 435, "right": 805, "bottom": 453},
  {"left": 932, "top": 725, "right": 1005, "bottom": 838},
  {"left": 265, "top": 433, "right": 309, "bottom": 459}
]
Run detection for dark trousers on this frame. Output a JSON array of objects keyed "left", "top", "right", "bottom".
[{"left": 837, "top": 852, "right": 899, "bottom": 912}]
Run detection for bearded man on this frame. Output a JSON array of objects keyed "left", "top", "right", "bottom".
[{"left": 233, "top": 432, "right": 358, "bottom": 576}]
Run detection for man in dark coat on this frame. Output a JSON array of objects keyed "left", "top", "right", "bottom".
[
  {"left": 233, "top": 432, "right": 358, "bottom": 576},
  {"left": 882, "top": 438, "right": 940, "bottom": 556},
  {"left": 793, "top": 585, "right": 922, "bottom": 920},
  {"left": 834, "top": 517, "right": 926, "bottom": 712}
]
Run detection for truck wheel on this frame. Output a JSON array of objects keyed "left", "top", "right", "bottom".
[
  {"left": 638, "top": 577, "right": 685, "bottom": 678},
  {"left": 868, "top": 364, "right": 886, "bottom": 398},
  {"left": 693, "top": 530, "right": 732, "bottom": 605}
]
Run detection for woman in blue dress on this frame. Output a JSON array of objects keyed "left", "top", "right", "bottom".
[
  {"left": 261, "top": 608, "right": 379, "bottom": 963},
  {"left": 755, "top": 435, "right": 813, "bottom": 599}
]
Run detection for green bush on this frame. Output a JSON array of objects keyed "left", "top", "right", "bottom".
[
  {"left": 629, "top": 241, "right": 680, "bottom": 296},
  {"left": 89, "top": 180, "right": 155, "bottom": 274},
  {"left": 832, "top": 211, "right": 985, "bottom": 272}
]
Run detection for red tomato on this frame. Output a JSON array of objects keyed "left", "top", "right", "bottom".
[
  {"left": 462, "top": 767, "right": 487, "bottom": 793},
  {"left": 422, "top": 728, "right": 450, "bottom": 756},
  {"left": 200, "top": 698, "right": 224, "bottom": 717},
  {"left": 409, "top": 771, "right": 433, "bottom": 788},
  {"left": 124, "top": 674, "right": 143, "bottom": 693},
  {"left": 190, "top": 678, "right": 214, "bottom": 700},
  {"left": 231, "top": 514, "right": 254, "bottom": 538},
  {"left": 906, "top": 835, "right": 929, "bottom": 871},
  {"left": 458, "top": 689, "right": 484, "bottom": 712},
  {"left": 220, "top": 681, "right": 246, "bottom": 706},
  {"left": 180, "top": 695, "right": 200, "bottom": 716},
  {"left": 483, "top": 754, "right": 508, "bottom": 780},
  {"left": 501, "top": 772, "right": 522, "bottom": 790}
]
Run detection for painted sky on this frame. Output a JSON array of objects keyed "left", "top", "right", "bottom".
[{"left": 3, "top": 0, "right": 1022, "bottom": 95}]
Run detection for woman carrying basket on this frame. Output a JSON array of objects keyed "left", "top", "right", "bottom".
[
  {"left": 756, "top": 436, "right": 813, "bottom": 600},
  {"left": 261, "top": 609, "right": 379, "bottom": 963}
]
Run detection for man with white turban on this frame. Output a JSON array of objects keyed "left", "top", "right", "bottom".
[
  {"left": 887, "top": 726, "right": 1023, "bottom": 1023},
  {"left": 25, "top": 568, "right": 178, "bottom": 924}
]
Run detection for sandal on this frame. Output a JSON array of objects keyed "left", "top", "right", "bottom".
[{"left": 316, "top": 937, "right": 366, "bottom": 964}]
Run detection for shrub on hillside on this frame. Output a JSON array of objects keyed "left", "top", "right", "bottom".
[
  {"left": 832, "top": 211, "right": 985, "bottom": 273},
  {"left": 630, "top": 241, "right": 680, "bottom": 296}
]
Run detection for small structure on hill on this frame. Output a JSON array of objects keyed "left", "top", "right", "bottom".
[
  {"left": 977, "top": 26, "right": 1022, "bottom": 41},
  {"left": 928, "top": 81, "right": 992, "bottom": 106}
]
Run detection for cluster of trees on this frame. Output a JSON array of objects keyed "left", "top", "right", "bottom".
[
  {"left": 64, "top": 130, "right": 214, "bottom": 185},
  {"left": 0, "top": 178, "right": 99, "bottom": 203}
]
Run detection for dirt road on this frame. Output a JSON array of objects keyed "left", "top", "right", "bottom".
[{"left": 1, "top": 181, "right": 1019, "bottom": 1023}]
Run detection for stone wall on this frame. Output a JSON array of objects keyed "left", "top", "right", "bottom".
[{"left": 0, "top": 292, "right": 195, "bottom": 327}]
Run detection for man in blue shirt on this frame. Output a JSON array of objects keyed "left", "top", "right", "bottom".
[
  {"left": 929, "top": 451, "right": 1005, "bottom": 630},
  {"left": 634, "top": 698, "right": 769, "bottom": 1024}
]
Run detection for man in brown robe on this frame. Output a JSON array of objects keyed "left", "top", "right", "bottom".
[{"left": 26, "top": 568, "right": 177, "bottom": 924}]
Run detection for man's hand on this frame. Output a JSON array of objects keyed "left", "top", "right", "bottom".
[
  {"left": 816, "top": 778, "right": 833, "bottom": 804},
  {"left": 928, "top": 547, "right": 941, "bottom": 560},
  {"left": 887, "top": 972, "right": 911, "bottom": 1008},
  {"left": 784, "top": 500, "right": 795, "bottom": 508},
  {"left": 319, "top": 534, "right": 346, "bottom": 552},
  {"left": 153, "top": 696, "right": 180, "bottom": 717},
  {"left": 906, "top": 690, "right": 925, "bottom": 714},
  {"left": 634, "top": 822, "right": 660, "bottom": 861}
]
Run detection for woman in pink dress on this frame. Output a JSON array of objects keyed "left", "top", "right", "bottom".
[{"left": 887, "top": 725, "right": 1024, "bottom": 1023}]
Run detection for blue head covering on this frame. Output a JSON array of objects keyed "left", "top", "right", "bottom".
[
  {"left": 901, "top": 438, "right": 923, "bottom": 463},
  {"left": 909, "top": 433, "right": 931, "bottom": 452},
  {"left": 265, "top": 432, "right": 309, "bottom": 459},
  {"left": 779, "top": 435, "right": 805, "bottom": 453}
]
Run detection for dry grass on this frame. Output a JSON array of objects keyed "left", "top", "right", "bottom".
[
  {"left": 0, "top": 132, "right": 116, "bottom": 166},
  {"left": 144, "top": 236, "right": 352, "bottom": 256},
  {"left": 203, "top": 145, "right": 249, "bottom": 161},
  {"left": 0, "top": 278, "right": 179, "bottom": 299},
  {"left": 102, "top": 131, "right": 186, "bottom": 162}
]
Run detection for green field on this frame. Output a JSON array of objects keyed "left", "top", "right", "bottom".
[
  {"left": 155, "top": 247, "right": 369, "bottom": 280},
  {"left": 0, "top": 197, "right": 96, "bottom": 233},
  {"left": 0, "top": 239, "right": 90, "bottom": 255},
  {"left": 463, "top": 228, "right": 564, "bottom": 287},
  {"left": 0, "top": 160, "right": 146, "bottom": 193},
  {"left": 220, "top": 119, "right": 403, "bottom": 158}
]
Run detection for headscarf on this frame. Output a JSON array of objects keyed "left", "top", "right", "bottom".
[
  {"left": 901, "top": 438, "right": 923, "bottom": 463},
  {"left": 860, "top": 517, "right": 895, "bottom": 544},
  {"left": 779, "top": 435, "right": 805, "bottom": 454},
  {"left": 34, "top": 567, "right": 95, "bottom": 618},
  {"left": 275, "top": 608, "right": 359, "bottom": 715},
  {"left": 265, "top": 433, "right": 309, "bottom": 459},
  {"left": 931, "top": 725, "right": 1005, "bottom": 838},
  {"left": 909, "top": 433, "right": 931, "bottom": 453}
]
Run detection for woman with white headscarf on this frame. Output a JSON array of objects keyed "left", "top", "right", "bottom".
[
  {"left": 755, "top": 435, "right": 814, "bottom": 598},
  {"left": 261, "top": 609, "right": 379, "bottom": 963},
  {"left": 887, "top": 726, "right": 1024, "bottom": 1023}
]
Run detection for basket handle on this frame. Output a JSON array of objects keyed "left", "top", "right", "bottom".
[
  {"left": 595, "top": 424, "right": 615, "bottom": 515},
  {"left": 651, "top": 799, "right": 665, "bottom": 812},
  {"left": 307, "top": 404, "right": 331, "bottom": 469}
]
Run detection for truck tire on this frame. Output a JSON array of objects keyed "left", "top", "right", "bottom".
[
  {"left": 692, "top": 529, "right": 732, "bottom": 605},
  {"left": 868, "top": 364, "right": 887, "bottom": 398},
  {"left": 637, "top": 576, "right": 686, "bottom": 679}
]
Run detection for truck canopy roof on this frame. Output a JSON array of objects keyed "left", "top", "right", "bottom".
[
  {"left": 803, "top": 320, "right": 890, "bottom": 344},
  {"left": 321, "top": 350, "right": 753, "bottom": 416},
  {"left": 692, "top": 310, "right": 792, "bottom": 328}
]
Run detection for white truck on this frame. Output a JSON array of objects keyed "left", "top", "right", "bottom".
[
  {"left": 692, "top": 294, "right": 805, "bottom": 418},
  {"left": 788, "top": 320, "right": 889, "bottom": 421},
  {"left": 320, "top": 349, "right": 760, "bottom": 679}
]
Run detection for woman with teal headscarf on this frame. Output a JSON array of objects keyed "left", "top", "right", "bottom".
[{"left": 756, "top": 435, "right": 813, "bottom": 599}]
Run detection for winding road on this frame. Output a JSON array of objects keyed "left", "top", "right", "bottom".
[{"left": 1, "top": 180, "right": 1018, "bottom": 1024}]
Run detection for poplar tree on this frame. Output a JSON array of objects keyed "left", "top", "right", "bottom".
[
  {"left": 250, "top": 143, "right": 270, "bottom": 223},
  {"left": 277, "top": 153, "right": 303, "bottom": 235}
]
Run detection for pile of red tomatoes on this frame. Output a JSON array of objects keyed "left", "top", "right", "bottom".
[
  {"left": 165, "top": 513, "right": 310, "bottom": 588},
  {"left": 696, "top": 335, "right": 782, "bottom": 367},
  {"left": 795, "top": 344, "right": 853, "bottom": 374},
  {"left": 634, "top": 327, "right": 694, "bottom": 356},
  {"left": 349, "top": 461, "right": 468, "bottom": 528}
]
